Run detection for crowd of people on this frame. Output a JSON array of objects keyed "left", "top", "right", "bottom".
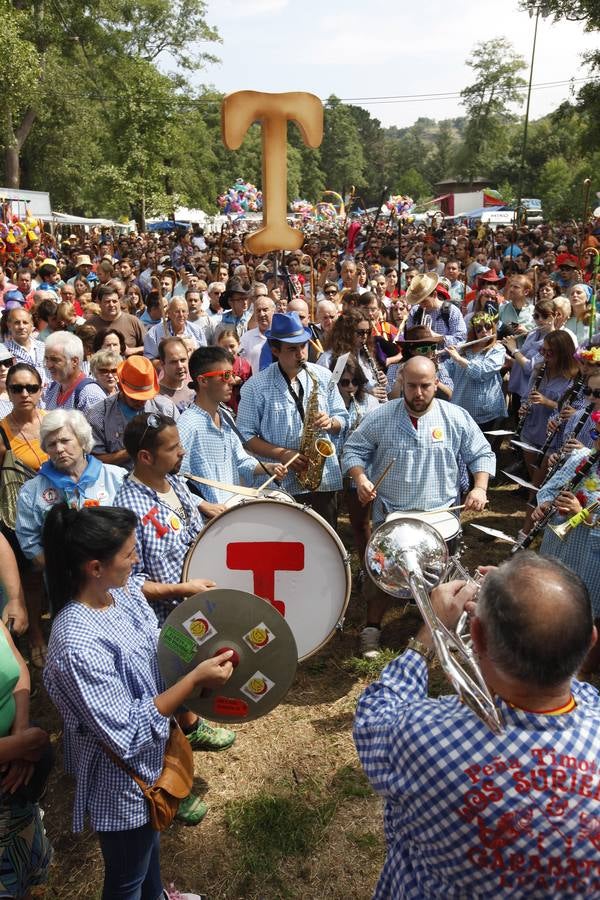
[{"left": 0, "top": 211, "right": 599, "bottom": 898}]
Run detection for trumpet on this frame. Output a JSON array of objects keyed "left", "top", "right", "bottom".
[
  {"left": 549, "top": 499, "right": 600, "bottom": 540},
  {"left": 365, "top": 517, "right": 504, "bottom": 734}
]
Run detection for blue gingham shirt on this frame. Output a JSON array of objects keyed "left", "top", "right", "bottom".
[
  {"left": 178, "top": 403, "right": 258, "bottom": 503},
  {"left": 237, "top": 362, "right": 348, "bottom": 494},
  {"left": 342, "top": 398, "right": 495, "bottom": 524},
  {"left": 143, "top": 320, "right": 206, "bottom": 359},
  {"left": 43, "top": 377, "right": 106, "bottom": 413},
  {"left": 446, "top": 344, "right": 507, "bottom": 423},
  {"left": 113, "top": 474, "right": 203, "bottom": 623},
  {"left": 538, "top": 447, "right": 600, "bottom": 617},
  {"left": 44, "top": 576, "right": 169, "bottom": 832},
  {"left": 354, "top": 651, "right": 600, "bottom": 899},
  {"left": 405, "top": 304, "right": 467, "bottom": 346},
  {"left": 87, "top": 392, "right": 179, "bottom": 471},
  {"left": 6, "top": 337, "right": 47, "bottom": 384}
]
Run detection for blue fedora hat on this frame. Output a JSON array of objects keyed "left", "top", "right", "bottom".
[{"left": 265, "top": 312, "right": 311, "bottom": 344}]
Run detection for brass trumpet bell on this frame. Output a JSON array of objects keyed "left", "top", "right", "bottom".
[{"left": 548, "top": 520, "right": 572, "bottom": 541}]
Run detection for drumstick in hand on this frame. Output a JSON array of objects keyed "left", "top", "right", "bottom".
[{"left": 258, "top": 453, "right": 301, "bottom": 493}]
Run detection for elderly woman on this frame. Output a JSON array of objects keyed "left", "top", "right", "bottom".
[
  {"left": 15, "top": 409, "right": 126, "bottom": 568},
  {"left": 566, "top": 283, "right": 600, "bottom": 344},
  {"left": 90, "top": 349, "right": 121, "bottom": 397}
]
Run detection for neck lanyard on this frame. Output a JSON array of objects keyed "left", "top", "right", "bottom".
[
  {"left": 278, "top": 363, "right": 305, "bottom": 422},
  {"left": 218, "top": 404, "right": 271, "bottom": 477}
]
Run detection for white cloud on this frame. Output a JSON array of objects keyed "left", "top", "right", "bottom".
[{"left": 217, "top": 0, "right": 289, "bottom": 17}]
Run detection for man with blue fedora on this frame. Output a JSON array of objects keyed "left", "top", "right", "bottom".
[{"left": 236, "top": 312, "right": 348, "bottom": 528}]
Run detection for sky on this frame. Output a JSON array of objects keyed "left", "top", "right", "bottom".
[{"left": 194, "top": 0, "right": 597, "bottom": 129}]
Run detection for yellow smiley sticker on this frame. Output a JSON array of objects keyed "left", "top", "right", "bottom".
[
  {"left": 432, "top": 427, "right": 444, "bottom": 441},
  {"left": 170, "top": 515, "right": 181, "bottom": 531}
]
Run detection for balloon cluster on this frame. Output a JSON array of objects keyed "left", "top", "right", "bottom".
[
  {"left": 386, "top": 195, "right": 415, "bottom": 217},
  {"left": 291, "top": 199, "right": 314, "bottom": 219},
  {"left": 316, "top": 202, "right": 338, "bottom": 221},
  {"left": 0, "top": 205, "right": 42, "bottom": 254},
  {"left": 217, "top": 179, "right": 263, "bottom": 214}
]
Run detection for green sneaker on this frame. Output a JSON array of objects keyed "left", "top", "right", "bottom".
[
  {"left": 185, "top": 718, "right": 236, "bottom": 752},
  {"left": 175, "top": 793, "right": 208, "bottom": 826}
]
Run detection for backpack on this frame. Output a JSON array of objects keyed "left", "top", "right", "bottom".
[{"left": 0, "top": 426, "right": 38, "bottom": 532}]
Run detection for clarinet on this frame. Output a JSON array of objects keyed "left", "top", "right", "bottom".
[
  {"left": 538, "top": 374, "right": 585, "bottom": 458},
  {"left": 541, "top": 404, "right": 594, "bottom": 486},
  {"left": 362, "top": 347, "right": 388, "bottom": 402},
  {"left": 511, "top": 448, "right": 600, "bottom": 553},
  {"left": 515, "top": 363, "right": 546, "bottom": 438}
]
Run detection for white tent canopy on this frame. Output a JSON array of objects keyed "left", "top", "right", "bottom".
[{"left": 51, "top": 211, "right": 125, "bottom": 228}]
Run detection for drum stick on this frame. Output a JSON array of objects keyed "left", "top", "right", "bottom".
[
  {"left": 419, "top": 501, "right": 489, "bottom": 515},
  {"left": 257, "top": 452, "right": 300, "bottom": 492},
  {"left": 183, "top": 472, "right": 260, "bottom": 497},
  {"left": 309, "top": 337, "right": 324, "bottom": 356},
  {"left": 371, "top": 457, "right": 397, "bottom": 493}
]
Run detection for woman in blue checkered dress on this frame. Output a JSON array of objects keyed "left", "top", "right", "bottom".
[{"left": 42, "top": 503, "right": 233, "bottom": 900}]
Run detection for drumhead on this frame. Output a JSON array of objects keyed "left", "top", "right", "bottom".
[
  {"left": 386, "top": 509, "right": 461, "bottom": 542},
  {"left": 183, "top": 499, "right": 351, "bottom": 660}
]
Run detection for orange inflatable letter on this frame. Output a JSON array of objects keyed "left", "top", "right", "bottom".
[{"left": 222, "top": 91, "right": 323, "bottom": 254}]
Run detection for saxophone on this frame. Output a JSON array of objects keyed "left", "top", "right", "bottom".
[{"left": 297, "top": 364, "right": 335, "bottom": 491}]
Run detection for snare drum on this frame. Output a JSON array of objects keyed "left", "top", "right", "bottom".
[
  {"left": 385, "top": 509, "right": 462, "bottom": 555},
  {"left": 183, "top": 498, "right": 351, "bottom": 660}
]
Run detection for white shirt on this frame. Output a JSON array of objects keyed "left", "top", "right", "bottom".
[{"left": 239, "top": 327, "right": 267, "bottom": 375}]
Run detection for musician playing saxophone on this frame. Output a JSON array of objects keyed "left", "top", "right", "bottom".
[
  {"left": 237, "top": 311, "right": 347, "bottom": 528},
  {"left": 532, "top": 411, "right": 600, "bottom": 626}
]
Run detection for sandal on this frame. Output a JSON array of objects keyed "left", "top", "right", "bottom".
[{"left": 30, "top": 645, "right": 48, "bottom": 669}]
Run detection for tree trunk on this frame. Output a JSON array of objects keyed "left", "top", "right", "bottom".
[{"left": 3, "top": 108, "right": 38, "bottom": 188}]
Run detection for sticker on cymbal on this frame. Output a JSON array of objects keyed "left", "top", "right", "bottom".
[
  {"left": 213, "top": 696, "right": 249, "bottom": 718},
  {"left": 182, "top": 612, "right": 217, "bottom": 647},
  {"left": 243, "top": 623, "right": 275, "bottom": 653},
  {"left": 161, "top": 626, "right": 197, "bottom": 663},
  {"left": 240, "top": 671, "right": 275, "bottom": 703}
]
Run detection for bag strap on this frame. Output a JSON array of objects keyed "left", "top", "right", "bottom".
[
  {"left": 0, "top": 424, "right": 10, "bottom": 452},
  {"left": 100, "top": 743, "right": 151, "bottom": 795}
]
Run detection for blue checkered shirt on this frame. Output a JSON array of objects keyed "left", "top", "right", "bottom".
[
  {"left": 405, "top": 304, "right": 467, "bottom": 346},
  {"left": 6, "top": 337, "right": 47, "bottom": 383},
  {"left": 44, "top": 576, "right": 169, "bottom": 832},
  {"left": 143, "top": 320, "right": 206, "bottom": 359},
  {"left": 342, "top": 398, "right": 495, "bottom": 524},
  {"left": 446, "top": 344, "right": 507, "bottom": 423},
  {"left": 354, "top": 651, "right": 600, "bottom": 899},
  {"left": 178, "top": 403, "right": 258, "bottom": 503},
  {"left": 43, "top": 378, "right": 106, "bottom": 413},
  {"left": 113, "top": 474, "right": 203, "bottom": 623},
  {"left": 236, "top": 362, "right": 348, "bottom": 494},
  {"left": 538, "top": 448, "right": 600, "bottom": 617}
]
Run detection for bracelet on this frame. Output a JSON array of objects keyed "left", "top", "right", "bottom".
[{"left": 406, "top": 637, "right": 435, "bottom": 663}]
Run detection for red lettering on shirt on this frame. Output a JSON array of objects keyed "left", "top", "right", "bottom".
[
  {"left": 226, "top": 541, "right": 304, "bottom": 615},
  {"left": 142, "top": 506, "right": 170, "bottom": 538}
]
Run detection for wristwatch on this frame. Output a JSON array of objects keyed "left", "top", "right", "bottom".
[{"left": 406, "top": 637, "right": 435, "bottom": 663}]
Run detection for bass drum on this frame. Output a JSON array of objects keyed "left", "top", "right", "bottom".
[{"left": 183, "top": 498, "right": 351, "bottom": 661}]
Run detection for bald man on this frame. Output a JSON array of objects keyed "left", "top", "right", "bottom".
[
  {"left": 342, "top": 356, "right": 496, "bottom": 656},
  {"left": 355, "top": 554, "right": 600, "bottom": 896}
]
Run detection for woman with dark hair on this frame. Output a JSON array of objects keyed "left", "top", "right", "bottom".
[
  {"left": 520, "top": 329, "right": 580, "bottom": 472},
  {"left": 335, "top": 354, "right": 379, "bottom": 559},
  {"left": 0, "top": 363, "right": 47, "bottom": 665},
  {"left": 504, "top": 298, "right": 557, "bottom": 403},
  {"left": 43, "top": 503, "right": 233, "bottom": 900},
  {"left": 320, "top": 309, "right": 390, "bottom": 402},
  {"left": 92, "top": 327, "right": 127, "bottom": 357}
]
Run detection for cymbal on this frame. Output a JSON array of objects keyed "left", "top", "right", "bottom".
[{"left": 157, "top": 588, "right": 298, "bottom": 723}]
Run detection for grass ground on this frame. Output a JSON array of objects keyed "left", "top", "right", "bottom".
[{"left": 30, "top": 449, "right": 597, "bottom": 898}]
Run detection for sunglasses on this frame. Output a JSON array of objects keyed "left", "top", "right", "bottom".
[
  {"left": 583, "top": 387, "right": 600, "bottom": 399},
  {"left": 8, "top": 383, "right": 40, "bottom": 394},
  {"left": 340, "top": 377, "right": 360, "bottom": 387},
  {"left": 201, "top": 369, "right": 233, "bottom": 382},
  {"left": 139, "top": 413, "right": 162, "bottom": 449},
  {"left": 533, "top": 311, "right": 551, "bottom": 320},
  {"left": 412, "top": 345, "right": 437, "bottom": 355},
  {"left": 356, "top": 329, "right": 371, "bottom": 336},
  {"left": 325, "top": 290, "right": 337, "bottom": 296},
  {"left": 0, "top": 359, "right": 13, "bottom": 367},
  {"left": 98, "top": 368, "right": 119, "bottom": 376}
]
